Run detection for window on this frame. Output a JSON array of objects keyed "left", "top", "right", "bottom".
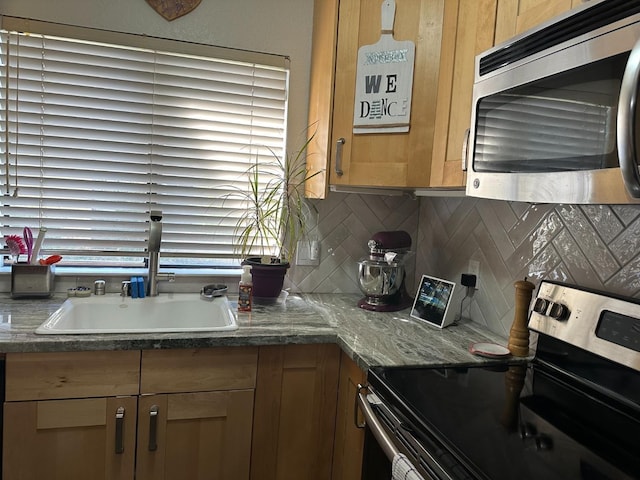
[{"left": 0, "top": 17, "right": 289, "bottom": 267}]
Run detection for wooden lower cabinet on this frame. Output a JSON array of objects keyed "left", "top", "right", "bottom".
[
  {"left": 136, "top": 390, "right": 254, "bottom": 480},
  {"left": 136, "top": 347, "right": 258, "bottom": 480},
  {"left": 3, "top": 350, "right": 141, "bottom": 480},
  {"left": 4, "top": 396, "right": 138, "bottom": 480},
  {"left": 2, "top": 348, "right": 258, "bottom": 480},
  {"left": 251, "top": 344, "right": 341, "bottom": 480},
  {"left": 331, "top": 351, "right": 366, "bottom": 480},
  {"left": 3, "top": 345, "right": 348, "bottom": 480}
]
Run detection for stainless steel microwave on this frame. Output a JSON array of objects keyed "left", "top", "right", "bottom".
[{"left": 466, "top": 0, "right": 640, "bottom": 204}]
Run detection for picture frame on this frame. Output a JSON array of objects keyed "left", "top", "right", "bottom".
[{"left": 410, "top": 274, "right": 457, "bottom": 328}]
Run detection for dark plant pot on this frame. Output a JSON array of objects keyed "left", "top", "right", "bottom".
[{"left": 243, "top": 257, "right": 290, "bottom": 298}]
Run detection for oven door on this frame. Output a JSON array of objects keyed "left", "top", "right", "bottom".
[
  {"left": 466, "top": 6, "right": 640, "bottom": 204},
  {"left": 357, "top": 388, "right": 454, "bottom": 480}
]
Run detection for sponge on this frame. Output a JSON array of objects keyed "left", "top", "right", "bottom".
[{"left": 130, "top": 277, "right": 139, "bottom": 298}]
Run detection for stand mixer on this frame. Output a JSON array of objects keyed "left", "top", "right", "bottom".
[{"left": 357, "top": 230, "right": 413, "bottom": 312}]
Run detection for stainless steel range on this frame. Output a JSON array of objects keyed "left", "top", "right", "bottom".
[{"left": 359, "top": 280, "right": 640, "bottom": 479}]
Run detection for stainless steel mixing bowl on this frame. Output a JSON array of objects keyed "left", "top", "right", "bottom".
[{"left": 357, "top": 257, "right": 405, "bottom": 299}]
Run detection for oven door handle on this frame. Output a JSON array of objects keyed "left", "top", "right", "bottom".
[
  {"left": 357, "top": 390, "right": 400, "bottom": 462},
  {"left": 354, "top": 385, "right": 366, "bottom": 429}
]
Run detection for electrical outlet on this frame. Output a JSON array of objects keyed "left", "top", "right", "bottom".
[
  {"left": 468, "top": 260, "right": 480, "bottom": 286},
  {"left": 296, "top": 239, "right": 320, "bottom": 266}
]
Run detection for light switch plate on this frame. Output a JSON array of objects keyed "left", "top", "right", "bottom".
[{"left": 296, "top": 240, "right": 320, "bottom": 266}]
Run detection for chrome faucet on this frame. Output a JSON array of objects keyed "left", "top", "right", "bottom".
[{"left": 147, "top": 210, "right": 175, "bottom": 296}]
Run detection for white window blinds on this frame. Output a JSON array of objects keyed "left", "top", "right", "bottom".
[{"left": 0, "top": 19, "right": 289, "bottom": 266}]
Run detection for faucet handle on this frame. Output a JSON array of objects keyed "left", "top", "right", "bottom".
[{"left": 157, "top": 272, "right": 176, "bottom": 283}]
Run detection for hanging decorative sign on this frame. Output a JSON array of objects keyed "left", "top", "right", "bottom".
[
  {"left": 146, "top": 0, "right": 202, "bottom": 21},
  {"left": 353, "top": 0, "right": 415, "bottom": 134}
]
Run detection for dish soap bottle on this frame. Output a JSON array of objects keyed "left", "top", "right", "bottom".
[{"left": 238, "top": 265, "right": 253, "bottom": 312}]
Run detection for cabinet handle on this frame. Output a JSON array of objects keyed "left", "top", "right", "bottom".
[
  {"left": 335, "top": 138, "right": 345, "bottom": 176},
  {"left": 461, "top": 128, "right": 470, "bottom": 172},
  {"left": 354, "top": 384, "right": 367, "bottom": 429},
  {"left": 115, "top": 406, "right": 125, "bottom": 454},
  {"left": 148, "top": 405, "right": 159, "bottom": 451}
]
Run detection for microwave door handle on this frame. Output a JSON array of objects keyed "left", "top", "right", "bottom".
[
  {"left": 461, "top": 128, "right": 470, "bottom": 172},
  {"left": 618, "top": 36, "right": 640, "bottom": 198}
]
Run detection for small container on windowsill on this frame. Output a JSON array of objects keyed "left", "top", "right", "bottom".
[{"left": 11, "top": 263, "right": 55, "bottom": 299}]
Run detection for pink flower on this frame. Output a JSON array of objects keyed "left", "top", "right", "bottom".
[{"left": 4, "top": 235, "right": 27, "bottom": 257}]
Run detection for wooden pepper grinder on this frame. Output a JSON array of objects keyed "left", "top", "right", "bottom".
[{"left": 508, "top": 278, "right": 535, "bottom": 356}]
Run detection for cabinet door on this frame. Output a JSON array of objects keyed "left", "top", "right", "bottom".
[
  {"left": 306, "top": 0, "right": 340, "bottom": 199},
  {"left": 3, "top": 396, "right": 137, "bottom": 480},
  {"left": 251, "top": 344, "right": 340, "bottom": 480},
  {"left": 430, "top": 0, "right": 497, "bottom": 187},
  {"left": 316, "top": 0, "right": 445, "bottom": 190},
  {"left": 495, "top": 0, "right": 583, "bottom": 44},
  {"left": 136, "top": 390, "right": 254, "bottom": 480},
  {"left": 331, "top": 351, "right": 366, "bottom": 480}
]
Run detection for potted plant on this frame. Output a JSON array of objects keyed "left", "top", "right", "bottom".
[{"left": 230, "top": 132, "right": 320, "bottom": 298}]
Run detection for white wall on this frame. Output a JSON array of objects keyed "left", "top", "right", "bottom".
[{"left": 0, "top": 0, "right": 315, "bottom": 150}]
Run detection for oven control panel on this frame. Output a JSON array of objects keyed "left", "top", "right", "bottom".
[
  {"left": 529, "top": 281, "right": 640, "bottom": 371},
  {"left": 595, "top": 310, "right": 640, "bottom": 352}
]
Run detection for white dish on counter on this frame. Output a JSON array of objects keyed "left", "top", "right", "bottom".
[{"left": 468, "top": 342, "right": 511, "bottom": 358}]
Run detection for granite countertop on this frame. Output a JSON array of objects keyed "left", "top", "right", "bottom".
[{"left": 0, "top": 292, "right": 513, "bottom": 371}]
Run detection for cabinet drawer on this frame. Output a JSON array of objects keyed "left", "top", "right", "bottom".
[
  {"left": 140, "top": 347, "right": 258, "bottom": 394},
  {"left": 5, "top": 350, "right": 141, "bottom": 401}
]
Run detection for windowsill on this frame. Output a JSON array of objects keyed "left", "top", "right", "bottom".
[
  {"left": 0, "top": 266, "right": 243, "bottom": 295},
  {"left": 0, "top": 265, "right": 241, "bottom": 276}
]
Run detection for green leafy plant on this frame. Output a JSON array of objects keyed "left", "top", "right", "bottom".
[{"left": 231, "top": 131, "right": 322, "bottom": 265}]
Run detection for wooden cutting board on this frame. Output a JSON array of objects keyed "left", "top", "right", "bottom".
[{"left": 353, "top": 0, "right": 416, "bottom": 134}]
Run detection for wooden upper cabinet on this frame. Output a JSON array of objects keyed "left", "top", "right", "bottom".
[
  {"left": 305, "top": 0, "right": 586, "bottom": 195},
  {"left": 306, "top": 0, "right": 445, "bottom": 197},
  {"left": 430, "top": 0, "right": 498, "bottom": 187},
  {"left": 306, "top": 0, "right": 339, "bottom": 199},
  {"left": 494, "top": 0, "right": 584, "bottom": 45}
]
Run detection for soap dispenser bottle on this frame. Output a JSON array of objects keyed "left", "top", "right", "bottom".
[{"left": 238, "top": 265, "right": 253, "bottom": 312}]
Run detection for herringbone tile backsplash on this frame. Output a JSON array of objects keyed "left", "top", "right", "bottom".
[
  {"left": 287, "top": 192, "right": 419, "bottom": 294},
  {"left": 289, "top": 192, "right": 640, "bottom": 339}
]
